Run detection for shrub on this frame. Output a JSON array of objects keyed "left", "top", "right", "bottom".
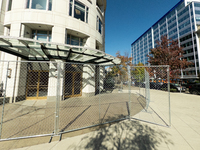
[
  {"left": 161, "top": 88, "right": 167, "bottom": 91},
  {"left": 170, "top": 88, "right": 177, "bottom": 92}
]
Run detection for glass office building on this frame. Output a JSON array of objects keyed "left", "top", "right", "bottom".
[{"left": 131, "top": 0, "right": 200, "bottom": 79}]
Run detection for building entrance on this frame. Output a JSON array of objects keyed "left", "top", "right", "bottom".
[
  {"left": 26, "top": 70, "right": 49, "bottom": 99},
  {"left": 64, "top": 71, "right": 82, "bottom": 98}
]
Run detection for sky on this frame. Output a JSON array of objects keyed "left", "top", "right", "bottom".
[{"left": 105, "top": 0, "right": 182, "bottom": 57}]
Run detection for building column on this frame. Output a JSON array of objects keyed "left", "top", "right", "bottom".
[
  {"left": 52, "top": 26, "right": 65, "bottom": 44},
  {"left": 82, "top": 64, "right": 96, "bottom": 97},
  {"left": 47, "top": 60, "right": 65, "bottom": 102}
]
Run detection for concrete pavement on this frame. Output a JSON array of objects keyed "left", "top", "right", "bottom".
[{"left": 1, "top": 90, "right": 200, "bottom": 150}]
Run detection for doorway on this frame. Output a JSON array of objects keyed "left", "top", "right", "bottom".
[
  {"left": 64, "top": 71, "right": 82, "bottom": 98},
  {"left": 26, "top": 70, "right": 49, "bottom": 99},
  {"left": 95, "top": 66, "right": 100, "bottom": 95}
]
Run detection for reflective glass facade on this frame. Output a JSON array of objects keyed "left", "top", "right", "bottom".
[{"left": 131, "top": 0, "right": 200, "bottom": 79}]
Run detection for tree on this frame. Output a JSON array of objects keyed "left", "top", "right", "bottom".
[
  {"left": 147, "top": 35, "right": 192, "bottom": 79},
  {"left": 131, "top": 62, "right": 145, "bottom": 83},
  {"left": 115, "top": 51, "right": 133, "bottom": 82},
  {"left": 116, "top": 51, "right": 132, "bottom": 68},
  {"left": 105, "top": 51, "right": 132, "bottom": 83}
]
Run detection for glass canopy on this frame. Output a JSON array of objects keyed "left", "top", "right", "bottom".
[{"left": 0, "top": 36, "right": 121, "bottom": 65}]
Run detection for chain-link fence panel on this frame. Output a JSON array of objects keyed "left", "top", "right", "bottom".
[
  {"left": 59, "top": 63, "right": 101, "bottom": 133},
  {"left": 0, "top": 61, "right": 56, "bottom": 140},
  {"left": 0, "top": 61, "right": 171, "bottom": 140},
  {"left": 58, "top": 64, "right": 139, "bottom": 133},
  {"left": 98, "top": 65, "right": 130, "bottom": 124},
  {"left": 130, "top": 66, "right": 170, "bottom": 126},
  {"left": 0, "top": 61, "right": 9, "bottom": 140}
]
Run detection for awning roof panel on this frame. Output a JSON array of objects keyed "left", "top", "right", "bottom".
[{"left": 0, "top": 36, "right": 121, "bottom": 65}]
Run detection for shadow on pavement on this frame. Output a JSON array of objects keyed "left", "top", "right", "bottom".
[{"left": 73, "top": 116, "right": 173, "bottom": 150}]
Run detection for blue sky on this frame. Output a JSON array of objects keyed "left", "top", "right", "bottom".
[{"left": 105, "top": 0, "right": 181, "bottom": 57}]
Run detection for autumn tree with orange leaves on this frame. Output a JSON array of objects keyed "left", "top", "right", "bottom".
[
  {"left": 147, "top": 35, "right": 192, "bottom": 80},
  {"left": 116, "top": 51, "right": 133, "bottom": 82},
  {"left": 106, "top": 51, "right": 132, "bottom": 82}
]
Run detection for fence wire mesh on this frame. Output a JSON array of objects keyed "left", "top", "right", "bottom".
[
  {"left": 0, "top": 61, "right": 170, "bottom": 141},
  {"left": 130, "top": 66, "right": 170, "bottom": 126},
  {"left": 0, "top": 61, "right": 56, "bottom": 139}
]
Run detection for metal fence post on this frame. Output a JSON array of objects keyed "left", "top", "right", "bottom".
[
  {"left": 0, "top": 61, "right": 9, "bottom": 139},
  {"left": 127, "top": 66, "right": 131, "bottom": 120},
  {"left": 121, "top": 80, "right": 123, "bottom": 91},
  {"left": 167, "top": 66, "right": 171, "bottom": 127},
  {"left": 98, "top": 65, "right": 101, "bottom": 124},
  {"left": 139, "top": 75, "right": 140, "bottom": 95},
  {"left": 145, "top": 68, "right": 150, "bottom": 110},
  {"left": 54, "top": 62, "right": 61, "bottom": 135}
]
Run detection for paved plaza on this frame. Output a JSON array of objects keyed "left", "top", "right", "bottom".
[
  {"left": 0, "top": 89, "right": 200, "bottom": 150},
  {"left": 0, "top": 90, "right": 144, "bottom": 146}
]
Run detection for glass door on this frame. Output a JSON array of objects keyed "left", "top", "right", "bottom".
[
  {"left": 64, "top": 71, "right": 82, "bottom": 98},
  {"left": 74, "top": 72, "right": 82, "bottom": 95},
  {"left": 64, "top": 72, "right": 73, "bottom": 97},
  {"left": 26, "top": 70, "right": 49, "bottom": 99}
]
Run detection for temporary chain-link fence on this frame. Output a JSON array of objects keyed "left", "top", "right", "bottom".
[
  {"left": 0, "top": 61, "right": 170, "bottom": 141},
  {"left": 0, "top": 61, "right": 56, "bottom": 140},
  {"left": 130, "top": 66, "right": 170, "bottom": 126}
]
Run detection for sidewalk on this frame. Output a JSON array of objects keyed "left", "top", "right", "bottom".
[{"left": 2, "top": 91, "right": 200, "bottom": 150}]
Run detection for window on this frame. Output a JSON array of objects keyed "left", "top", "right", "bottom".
[
  {"left": 177, "top": 2, "right": 184, "bottom": 12},
  {"left": 154, "top": 29, "right": 158, "bottom": 35},
  {"left": 97, "top": 16, "right": 103, "bottom": 34},
  {"left": 32, "top": 30, "right": 52, "bottom": 42},
  {"left": 192, "top": 18, "right": 194, "bottom": 22},
  {"left": 181, "top": 41, "right": 193, "bottom": 48},
  {"left": 7, "top": 0, "right": 12, "bottom": 11},
  {"left": 159, "top": 18, "right": 166, "bottom": 25},
  {"left": 194, "top": 2, "right": 200, "bottom": 7},
  {"left": 69, "top": 0, "right": 89, "bottom": 23},
  {"left": 180, "top": 34, "right": 192, "bottom": 42},
  {"left": 178, "top": 14, "right": 189, "bottom": 24},
  {"left": 179, "top": 27, "right": 191, "bottom": 36},
  {"left": 186, "top": 55, "right": 194, "bottom": 61},
  {"left": 179, "top": 20, "right": 190, "bottom": 30},
  {"left": 195, "top": 10, "right": 200, "bottom": 15},
  {"left": 160, "top": 29, "right": 167, "bottom": 35},
  {"left": 48, "top": 0, "right": 52, "bottom": 10},
  {"left": 196, "top": 17, "right": 200, "bottom": 22},
  {"left": 168, "top": 22, "right": 177, "bottom": 30},
  {"left": 153, "top": 24, "right": 158, "bottom": 30},
  {"left": 26, "top": 0, "right": 52, "bottom": 11},
  {"left": 74, "top": 1, "right": 85, "bottom": 21},
  {"left": 191, "top": 11, "right": 193, "bottom": 16},
  {"left": 177, "top": 7, "right": 189, "bottom": 17},
  {"left": 66, "top": 34, "right": 83, "bottom": 46},
  {"left": 168, "top": 16, "right": 176, "bottom": 24},
  {"left": 167, "top": 10, "right": 175, "bottom": 19},
  {"left": 169, "top": 34, "right": 178, "bottom": 40},
  {"left": 160, "top": 24, "right": 166, "bottom": 30},
  {"left": 5, "top": 27, "right": 10, "bottom": 36}
]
